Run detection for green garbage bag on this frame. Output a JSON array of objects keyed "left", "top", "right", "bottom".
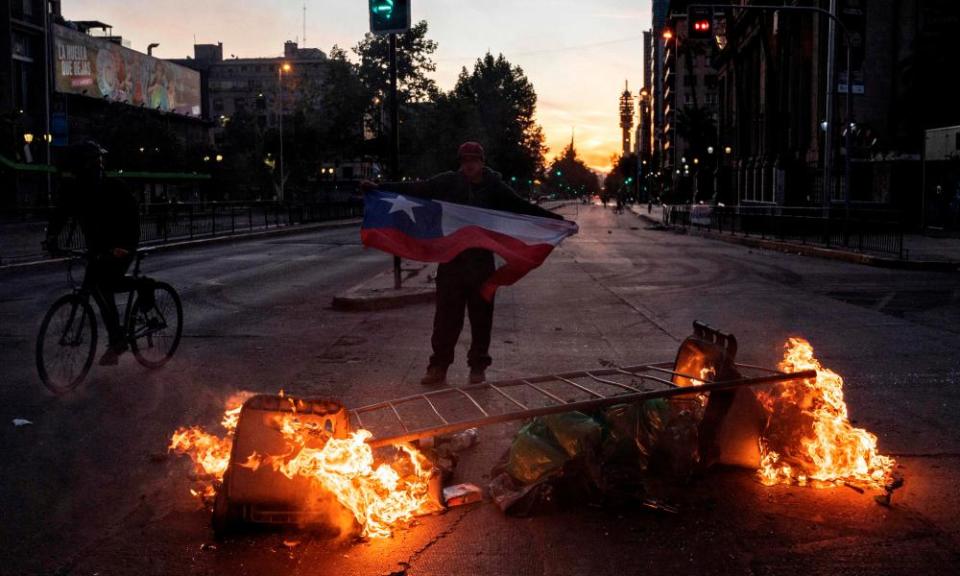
[
  {"left": 542, "top": 411, "right": 603, "bottom": 458},
  {"left": 505, "top": 419, "right": 569, "bottom": 485}
]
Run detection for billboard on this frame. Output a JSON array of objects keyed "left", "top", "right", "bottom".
[{"left": 53, "top": 24, "right": 201, "bottom": 118}]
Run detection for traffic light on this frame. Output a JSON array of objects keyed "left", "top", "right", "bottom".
[
  {"left": 688, "top": 6, "right": 713, "bottom": 39},
  {"left": 369, "top": 0, "right": 412, "bottom": 35}
]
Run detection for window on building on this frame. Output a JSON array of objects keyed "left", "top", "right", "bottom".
[
  {"left": 256, "top": 96, "right": 266, "bottom": 111},
  {"left": 213, "top": 99, "right": 223, "bottom": 112},
  {"left": 234, "top": 97, "right": 246, "bottom": 111}
]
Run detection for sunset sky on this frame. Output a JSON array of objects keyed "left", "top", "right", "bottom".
[{"left": 66, "top": 0, "right": 652, "bottom": 173}]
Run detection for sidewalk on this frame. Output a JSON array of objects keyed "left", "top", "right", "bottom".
[{"left": 631, "top": 204, "right": 960, "bottom": 271}]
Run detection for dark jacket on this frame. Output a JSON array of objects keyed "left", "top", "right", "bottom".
[
  {"left": 381, "top": 167, "right": 564, "bottom": 221},
  {"left": 47, "top": 176, "right": 140, "bottom": 255}
]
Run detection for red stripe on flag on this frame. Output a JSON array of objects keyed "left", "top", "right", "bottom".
[{"left": 361, "top": 225, "right": 556, "bottom": 300}]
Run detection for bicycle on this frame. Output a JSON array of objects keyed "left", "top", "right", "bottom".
[{"left": 35, "top": 249, "right": 183, "bottom": 395}]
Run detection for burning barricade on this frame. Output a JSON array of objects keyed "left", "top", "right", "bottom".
[
  {"left": 169, "top": 393, "right": 439, "bottom": 539},
  {"left": 169, "top": 323, "right": 900, "bottom": 538},
  {"left": 488, "top": 337, "right": 900, "bottom": 514}
]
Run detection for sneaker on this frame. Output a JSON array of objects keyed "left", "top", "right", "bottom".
[
  {"left": 98, "top": 342, "right": 128, "bottom": 366},
  {"left": 468, "top": 369, "right": 486, "bottom": 384},
  {"left": 420, "top": 365, "right": 448, "bottom": 386}
]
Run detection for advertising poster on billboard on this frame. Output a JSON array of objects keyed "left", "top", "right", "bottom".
[{"left": 53, "top": 24, "right": 201, "bottom": 118}]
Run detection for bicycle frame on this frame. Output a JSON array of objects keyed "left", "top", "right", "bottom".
[{"left": 63, "top": 250, "right": 155, "bottom": 345}]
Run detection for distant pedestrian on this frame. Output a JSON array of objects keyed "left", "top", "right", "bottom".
[
  {"left": 45, "top": 141, "right": 140, "bottom": 365},
  {"left": 360, "top": 142, "right": 569, "bottom": 386}
]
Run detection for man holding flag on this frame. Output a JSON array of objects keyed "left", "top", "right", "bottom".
[{"left": 360, "top": 142, "right": 578, "bottom": 386}]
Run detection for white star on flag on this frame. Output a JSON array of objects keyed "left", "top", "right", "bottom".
[{"left": 381, "top": 194, "right": 422, "bottom": 223}]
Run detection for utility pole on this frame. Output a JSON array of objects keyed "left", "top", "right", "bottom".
[
  {"left": 389, "top": 33, "right": 402, "bottom": 289},
  {"left": 824, "top": 0, "right": 837, "bottom": 211}
]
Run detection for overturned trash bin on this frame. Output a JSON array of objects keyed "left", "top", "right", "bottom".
[{"left": 212, "top": 395, "right": 358, "bottom": 537}]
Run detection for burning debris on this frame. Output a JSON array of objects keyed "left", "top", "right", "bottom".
[
  {"left": 487, "top": 336, "right": 899, "bottom": 514},
  {"left": 757, "top": 338, "right": 897, "bottom": 490},
  {"left": 169, "top": 394, "right": 437, "bottom": 539},
  {"left": 168, "top": 324, "right": 899, "bottom": 539}
]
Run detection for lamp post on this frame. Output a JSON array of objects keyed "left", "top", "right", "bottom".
[{"left": 277, "top": 62, "right": 292, "bottom": 202}]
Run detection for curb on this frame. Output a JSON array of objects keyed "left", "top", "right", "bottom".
[
  {"left": 0, "top": 218, "right": 362, "bottom": 272},
  {"left": 332, "top": 264, "right": 436, "bottom": 311}
]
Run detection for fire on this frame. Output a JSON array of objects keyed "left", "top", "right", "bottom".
[
  {"left": 169, "top": 400, "right": 246, "bottom": 500},
  {"left": 169, "top": 394, "right": 434, "bottom": 539},
  {"left": 756, "top": 338, "right": 896, "bottom": 489},
  {"left": 263, "top": 426, "right": 433, "bottom": 539}
]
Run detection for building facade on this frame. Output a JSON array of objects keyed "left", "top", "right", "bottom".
[
  {"left": 174, "top": 41, "right": 377, "bottom": 195},
  {"left": 714, "top": 0, "right": 960, "bottom": 225},
  {"left": 1, "top": 1, "right": 209, "bottom": 208}
]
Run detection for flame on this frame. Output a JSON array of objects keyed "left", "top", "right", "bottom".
[
  {"left": 266, "top": 426, "right": 433, "bottom": 539},
  {"left": 756, "top": 338, "right": 896, "bottom": 489},
  {"left": 169, "top": 394, "right": 434, "bottom": 539},
  {"left": 690, "top": 366, "right": 716, "bottom": 387}
]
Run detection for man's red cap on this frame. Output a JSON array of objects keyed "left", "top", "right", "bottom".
[{"left": 458, "top": 141, "right": 485, "bottom": 161}]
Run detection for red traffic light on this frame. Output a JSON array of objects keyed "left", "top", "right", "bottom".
[{"left": 687, "top": 6, "right": 714, "bottom": 39}]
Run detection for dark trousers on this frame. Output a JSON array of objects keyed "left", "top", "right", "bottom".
[
  {"left": 84, "top": 254, "right": 133, "bottom": 346},
  {"left": 429, "top": 249, "right": 496, "bottom": 370}
]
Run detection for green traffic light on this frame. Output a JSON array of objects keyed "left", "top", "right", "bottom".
[
  {"left": 555, "top": 170, "right": 562, "bottom": 177},
  {"left": 369, "top": 0, "right": 410, "bottom": 34},
  {"left": 371, "top": 0, "right": 394, "bottom": 16}
]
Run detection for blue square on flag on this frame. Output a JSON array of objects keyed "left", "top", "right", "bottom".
[{"left": 364, "top": 191, "right": 443, "bottom": 239}]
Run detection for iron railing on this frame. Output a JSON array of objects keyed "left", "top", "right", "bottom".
[
  {"left": 664, "top": 204, "right": 904, "bottom": 259},
  {"left": 0, "top": 201, "right": 363, "bottom": 266}
]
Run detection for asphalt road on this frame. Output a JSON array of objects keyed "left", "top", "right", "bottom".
[{"left": 1, "top": 205, "right": 958, "bottom": 575}]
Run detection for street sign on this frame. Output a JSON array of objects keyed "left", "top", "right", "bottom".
[{"left": 369, "top": 0, "right": 411, "bottom": 36}]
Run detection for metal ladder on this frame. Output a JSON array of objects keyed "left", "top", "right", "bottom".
[{"left": 351, "top": 362, "right": 815, "bottom": 448}]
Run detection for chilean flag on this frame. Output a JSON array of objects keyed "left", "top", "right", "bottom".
[{"left": 361, "top": 190, "right": 578, "bottom": 300}]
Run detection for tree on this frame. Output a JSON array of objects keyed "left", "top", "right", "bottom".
[
  {"left": 354, "top": 20, "right": 440, "bottom": 105},
  {"left": 545, "top": 140, "right": 599, "bottom": 198},
  {"left": 315, "top": 46, "right": 369, "bottom": 160},
  {"left": 603, "top": 153, "right": 638, "bottom": 200},
  {"left": 353, "top": 21, "right": 440, "bottom": 172},
  {"left": 449, "top": 53, "right": 545, "bottom": 185},
  {"left": 404, "top": 52, "right": 546, "bottom": 187}
]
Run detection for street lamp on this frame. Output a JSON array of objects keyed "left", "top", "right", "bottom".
[
  {"left": 23, "top": 133, "right": 34, "bottom": 144},
  {"left": 278, "top": 62, "right": 292, "bottom": 202}
]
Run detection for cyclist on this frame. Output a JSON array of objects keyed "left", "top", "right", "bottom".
[{"left": 45, "top": 141, "right": 140, "bottom": 365}]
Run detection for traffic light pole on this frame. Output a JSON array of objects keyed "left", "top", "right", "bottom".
[
  {"left": 688, "top": 4, "right": 853, "bottom": 210},
  {"left": 389, "top": 32, "right": 402, "bottom": 289}
]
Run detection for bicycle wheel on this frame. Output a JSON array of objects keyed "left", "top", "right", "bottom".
[
  {"left": 36, "top": 294, "right": 98, "bottom": 394},
  {"left": 127, "top": 281, "right": 183, "bottom": 368}
]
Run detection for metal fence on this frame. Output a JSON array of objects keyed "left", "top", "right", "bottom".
[
  {"left": 132, "top": 201, "right": 363, "bottom": 244},
  {"left": 0, "top": 201, "right": 363, "bottom": 265},
  {"left": 664, "top": 204, "right": 904, "bottom": 259}
]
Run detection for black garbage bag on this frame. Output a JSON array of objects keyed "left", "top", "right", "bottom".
[{"left": 490, "top": 397, "right": 708, "bottom": 515}]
